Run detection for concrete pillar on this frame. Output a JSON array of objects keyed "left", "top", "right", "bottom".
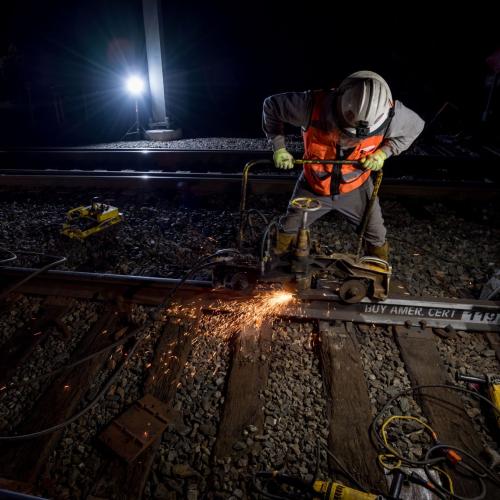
[{"left": 142, "top": 0, "right": 181, "bottom": 140}]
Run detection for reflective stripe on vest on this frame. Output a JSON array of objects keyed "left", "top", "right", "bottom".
[{"left": 302, "top": 90, "right": 384, "bottom": 196}]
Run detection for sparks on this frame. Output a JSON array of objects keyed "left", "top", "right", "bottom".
[
  {"left": 265, "top": 291, "right": 295, "bottom": 307},
  {"left": 206, "top": 289, "right": 296, "bottom": 340}
]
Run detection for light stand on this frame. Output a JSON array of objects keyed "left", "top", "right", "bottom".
[
  {"left": 123, "top": 98, "right": 146, "bottom": 140},
  {"left": 122, "top": 75, "right": 146, "bottom": 141}
]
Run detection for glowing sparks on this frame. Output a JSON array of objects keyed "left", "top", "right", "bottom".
[
  {"left": 205, "top": 290, "right": 296, "bottom": 341},
  {"left": 165, "top": 303, "right": 199, "bottom": 320},
  {"left": 265, "top": 291, "right": 295, "bottom": 307}
]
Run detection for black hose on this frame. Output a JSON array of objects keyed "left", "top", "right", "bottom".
[
  {"left": 152, "top": 248, "right": 241, "bottom": 318},
  {"left": 253, "top": 473, "right": 311, "bottom": 500},
  {"left": 371, "top": 384, "right": 500, "bottom": 469},
  {"left": 0, "top": 247, "right": 17, "bottom": 265},
  {"left": 246, "top": 208, "right": 270, "bottom": 226},
  {"left": 260, "top": 219, "right": 280, "bottom": 263},
  {"left": 0, "top": 251, "right": 67, "bottom": 300},
  {"left": 423, "top": 444, "right": 489, "bottom": 500},
  {"left": 0, "top": 326, "right": 142, "bottom": 441}
]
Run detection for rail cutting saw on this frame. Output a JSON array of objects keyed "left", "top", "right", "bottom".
[{"left": 213, "top": 159, "right": 391, "bottom": 303}]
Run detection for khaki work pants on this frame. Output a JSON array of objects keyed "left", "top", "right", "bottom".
[{"left": 279, "top": 174, "right": 387, "bottom": 247}]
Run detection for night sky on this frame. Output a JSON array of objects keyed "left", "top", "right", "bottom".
[{"left": 1, "top": 1, "right": 498, "bottom": 144}]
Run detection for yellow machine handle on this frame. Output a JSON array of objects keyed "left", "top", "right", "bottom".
[
  {"left": 489, "top": 384, "right": 500, "bottom": 428},
  {"left": 312, "top": 481, "right": 380, "bottom": 500}
]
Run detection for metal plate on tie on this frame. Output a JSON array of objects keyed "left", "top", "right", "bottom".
[
  {"left": 393, "top": 324, "right": 434, "bottom": 339},
  {"left": 99, "top": 393, "right": 171, "bottom": 463}
]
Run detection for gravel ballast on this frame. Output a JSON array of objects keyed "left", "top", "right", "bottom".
[
  {"left": 0, "top": 188, "right": 498, "bottom": 299},
  {"left": 1, "top": 300, "right": 499, "bottom": 498},
  {"left": 87, "top": 136, "right": 304, "bottom": 152},
  {"left": 0, "top": 300, "right": 100, "bottom": 432}
]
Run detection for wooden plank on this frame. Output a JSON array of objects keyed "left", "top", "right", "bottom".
[
  {"left": 89, "top": 306, "right": 201, "bottom": 500},
  {"left": 394, "top": 325, "right": 500, "bottom": 499},
  {"left": 0, "top": 309, "right": 121, "bottom": 483},
  {"left": 318, "top": 321, "right": 387, "bottom": 494},
  {"left": 213, "top": 320, "right": 273, "bottom": 458},
  {"left": 0, "top": 297, "right": 72, "bottom": 386}
]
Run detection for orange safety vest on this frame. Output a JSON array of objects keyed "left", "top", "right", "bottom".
[{"left": 302, "top": 90, "right": 385, "bottom": 196}]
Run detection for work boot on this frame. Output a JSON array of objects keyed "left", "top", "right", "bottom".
[
  {"left": 274, "top": 231, "right": 296, "bottom": 256},
  {"left": 365, "top": 241, "right": 389, "bottom": 261},
  {"left": 267, "top": 232, "right": 295, "bottom": 271}
]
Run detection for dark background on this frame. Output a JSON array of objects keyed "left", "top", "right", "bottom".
[{"left": 0, "top": 1, "right": 498, "bottom": 145}]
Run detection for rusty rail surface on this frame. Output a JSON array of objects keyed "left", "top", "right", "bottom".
[{"left": 1, "top": 267, "right": 499, "bottom": 332}]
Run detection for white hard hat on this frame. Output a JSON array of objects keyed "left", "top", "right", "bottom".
[{"left": 336, "top": 71, "right": 393, "bottom": 137}]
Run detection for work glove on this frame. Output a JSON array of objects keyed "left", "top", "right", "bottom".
[
  {"left": 273, "top": 148, "right": 295, "bottom": 170},
  {"left": 360, "top": 149, "right": 387, "bottom": 171}
]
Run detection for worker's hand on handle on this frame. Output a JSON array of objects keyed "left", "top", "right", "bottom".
[
  {"left": 360, "top": 149, "right": 387, "bottom": 171},
  {"left": 273, "top": 148, "right": 295, "bottom": 170}
]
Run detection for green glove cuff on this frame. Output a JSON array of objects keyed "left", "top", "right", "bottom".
[{"left": 377, "top": 150, "right": 387, "bottom": 161}]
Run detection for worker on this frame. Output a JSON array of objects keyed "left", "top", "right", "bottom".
[{"left": 262, "top": 70, "right": 425, "bottom": 261}]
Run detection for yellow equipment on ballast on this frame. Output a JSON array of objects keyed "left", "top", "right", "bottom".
[
  {"left": 254, "top": 471, "right": 381, "bottom": 500},
  {"left": 457, "top": 372, "right": 500, "bottom": 428},
  {"left": 312, "top": 480, "right": 380, "bottom": 499},
  {"left": 61, "top": 197, "right": 122, "bottom": 240}
]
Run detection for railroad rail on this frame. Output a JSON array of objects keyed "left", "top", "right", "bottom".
[
  {"left": 1, "top": 267, "right": 500, "bottom": 332},
  {"left": 1, "top": 147, "right": 499, "bottom": 201},
  {"left": 1, "top": 170, "right": 498, "bottom": 201},
  {"left": 1, "top": 147, "right": 499, "bottom": 181}
]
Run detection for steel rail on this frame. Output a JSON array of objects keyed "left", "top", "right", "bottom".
[
  {"left": 0, "top": 148, "right": 498, "bottom": 183},
  {"left": 0, "top": 149, "right": 275, "bottom": 174},
  {"left": 0, "top": 170, "right": 498, "bottom": 200},
  {"left": 1, "top": 267, "right": 499, "bottom": 332},
  {"left": 295, "top": 290, "right": 500, "bottom": 332},
  {"left": 0, "top": 266, "right": 214, "bottom": 304}
]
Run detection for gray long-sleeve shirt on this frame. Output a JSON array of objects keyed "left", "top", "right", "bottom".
[{"left": 262, "top": 90, "right": 425, "bottom": 158}]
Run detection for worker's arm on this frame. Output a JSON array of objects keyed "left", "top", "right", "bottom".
[
  {"left": 379, "top": 101, "right": 425, "bottom": 158},
  {"left": 262, "top": 91, "right": 313, "bottom": 151}
]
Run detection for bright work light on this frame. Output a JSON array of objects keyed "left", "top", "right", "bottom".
[{"left": 126, "top": 75, "right": 145, "bottom": 95}]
